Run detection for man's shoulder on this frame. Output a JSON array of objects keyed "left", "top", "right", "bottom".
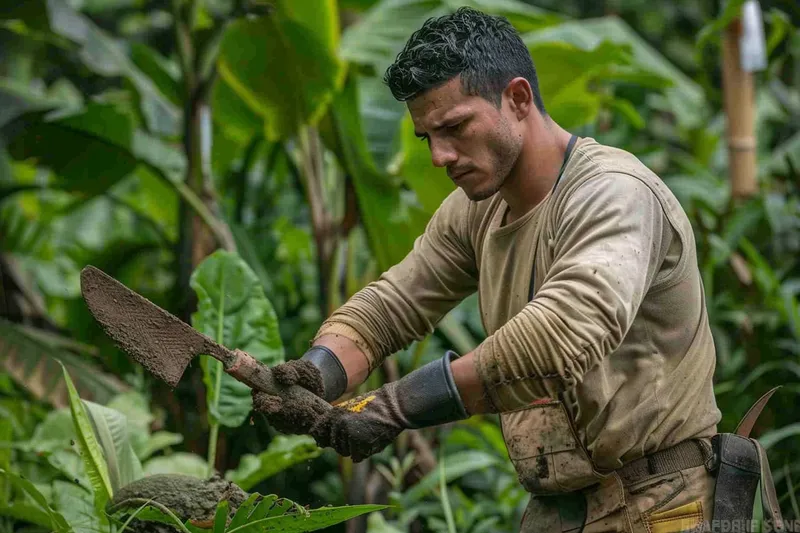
[
  {"left": 561, "top": 138, "right": 682, "bottom": 207},
  {"left": 570, "top": 137, "right": 659, "bottom": 179},
  {"left": 556, "top": 137, "right": 695, "bottom": 239}
]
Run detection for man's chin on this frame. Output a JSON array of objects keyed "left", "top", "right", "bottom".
[{"left": 461, "top": 184, "right": 498, "bottom": 202}]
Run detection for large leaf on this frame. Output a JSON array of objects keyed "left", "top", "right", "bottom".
[
  {"left": 62, "top": 365, "right": 113, "bottom": 516},
  {"left": 52, "top": 479, "right": 101, "bottom": 533},
  {"left": 401, "top": 450, "right": 501, "bottom": 504},
  {"left": 190, "top": 250, "right": 285, "bottom": 428},
  {"left": 24, "top": 407, "right": 89, "bottom": 487},
  {"left": 522, "top": 39, "right": 656, "bottom": 128},
  {"left": 450, "top": 0, "right": 561, "bottom": 31},
  {"left": 129, "top": 42, "right": 181, "bottom": 106},
  {"left": 339, "top": 0, "right": 448, "bottom": 74},
  {"left": 357, "top": 75, "right": 406, "bottom": 172},
  {"left": 395, "top": 113, "right": 454, "bottom": 215},
  {"left": 217, "top": 0, "right": 345, "bottom": 141},
  {"left": 211, "top": 77, "right": 263, "bottom": 146},
  {"left": 232, "top": 503, "right": 388, "bottom": 533},
  {"left": 0, "top": 502, "right": 57, "bottom": 530},
  {"left": 0, "top": 318, "right": 129, "bottom": 408},
  {"left": 138, "top": 432, "right": 185, "bottom": 461},
  {"left": 45, "top": 0, "right": 180, "bottom": 136},
  {"left": 5, "top": 102, "right": 139, "bottom": 197},
  {"left": 0, "top": 77, "right": 79, "bottom": 128},
  {"left": 0, "top": 468, "right": 71, "bottom": 532},
  {"left": 142, "top": 453, "right": 209, "bottom": 479},
  {"left": 83, "top": 401, "right": 144, "bottom": 492},
  {"left": 225, "top": 435, "right": 321, "bottom": 491},
  {"left": 521, "top": 16, "right": 706, "bottom": 128},
  {"left": 325, "top": 73, "right": 430, "bottom": 271},
  {"left": 764, "top": 130, "right": 800, "bottom": 176}
]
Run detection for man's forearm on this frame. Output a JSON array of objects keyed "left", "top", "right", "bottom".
[
  {"left": 450, "top": 351, "right": 494, "bottom": 415},
  {"left": 313, "top": 330, "right": 494, "bottom": 416},
  {"left": 313, "top": 334, "right": 371, "bottom": 399}
]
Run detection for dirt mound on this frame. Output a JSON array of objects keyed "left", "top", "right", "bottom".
[{"left": 107, "top": 474, "right": 248, "bottom": 532}]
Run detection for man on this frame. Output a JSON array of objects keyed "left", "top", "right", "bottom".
[{"left": 252, "top": 7, "right": 723, "bottom": 532}]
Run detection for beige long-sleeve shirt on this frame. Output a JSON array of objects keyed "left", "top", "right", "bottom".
[{"left": 314, "top": 137, "right": 721, "bottom": 471}]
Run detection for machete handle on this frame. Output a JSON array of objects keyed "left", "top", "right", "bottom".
[
  {"left": 226, "top": 349, "right": 331, "bottom": 412},
  {"left": 225, "top": 348, "right": 282, "bottom": 393}
]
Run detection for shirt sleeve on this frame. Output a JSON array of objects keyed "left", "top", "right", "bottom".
[
  {"left": 473, "top": 172, "right": 673, "bottom": 411},
  {"left": 316, "top": 189, "right": 479, "bottom": 371}
]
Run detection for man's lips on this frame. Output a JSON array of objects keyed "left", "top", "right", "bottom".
[{"left": 449, "top": 168, "right": 472, "bottom": 180}]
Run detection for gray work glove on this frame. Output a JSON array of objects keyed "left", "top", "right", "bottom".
[{"left": 308, "top": 351, "right": 469, "bottom": 462}]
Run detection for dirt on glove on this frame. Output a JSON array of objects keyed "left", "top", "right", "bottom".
[
  {"left": 107, "top": 474, "right": 248, "bottom": 532},
  {"left": 271, "top": 359, "right": 325, "bottom": 398},
  {"left": 310, "top": 390, "right": 403, "bottom": 463}
]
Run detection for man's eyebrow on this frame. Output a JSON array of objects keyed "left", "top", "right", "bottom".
[{"left": 414, "top": 111, "right": 469, "bottom": 138}]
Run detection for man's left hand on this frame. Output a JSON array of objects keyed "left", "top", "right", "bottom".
[
  {"left": 309, "top": 351, "right": 472, "bottom": 462},
  {"left": 311, "top": 383, "right": 407, "bottom": 462}
]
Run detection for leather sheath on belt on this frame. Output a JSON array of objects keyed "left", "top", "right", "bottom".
[{"left": 707, "top": 387, "right": 785, "bottom": 532}]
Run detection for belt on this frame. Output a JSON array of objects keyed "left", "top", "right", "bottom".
[{"left": 618, "top": 438, "right": 714, "bottom": 486}]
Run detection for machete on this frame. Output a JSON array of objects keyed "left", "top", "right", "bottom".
[{"left": 79, "top": 265, "right": 327, "bottom": 411}]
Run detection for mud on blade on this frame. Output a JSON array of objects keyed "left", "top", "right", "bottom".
[{"left": 80, "top": 265, "right": 207, "bottom": 388}]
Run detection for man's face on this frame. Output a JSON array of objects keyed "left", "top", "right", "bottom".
[{"left": 408, "top": 76, "right": 522, "bottom": 202}]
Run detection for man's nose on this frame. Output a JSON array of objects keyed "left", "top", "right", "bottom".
[{"left": 430, "top": 139, "right": 458, "bottom": 168}]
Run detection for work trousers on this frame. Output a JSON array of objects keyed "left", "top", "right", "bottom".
[{"left": 520, "top": 464, "right": 715, "bottom": 533}]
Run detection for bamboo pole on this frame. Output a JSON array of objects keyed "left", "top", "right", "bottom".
[{"left": 721, "top": 17, "right": 758, "bottom": 199}]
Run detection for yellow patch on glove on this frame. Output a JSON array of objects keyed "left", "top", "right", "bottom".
[{"left": 337, "top": 395, "right": 376, "bottom": 413}]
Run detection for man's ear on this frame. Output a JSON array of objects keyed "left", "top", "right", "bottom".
[{"left": 504, "top": 77, "right": 533, "bottom": 121}]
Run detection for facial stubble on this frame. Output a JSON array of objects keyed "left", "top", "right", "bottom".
[{"left": 465, "top": 114, "right": 522, "bottom": 202}]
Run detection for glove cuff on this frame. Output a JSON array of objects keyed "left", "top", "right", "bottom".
[
  {"left": 395, "top": 350, "right": 469, "bottom": 429},
  {"left": 301, "top": 345, "right": 347, "bottom": 402}
]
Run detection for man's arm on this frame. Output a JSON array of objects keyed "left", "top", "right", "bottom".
[
  {"left": 470, "top": 173, "right": 673, "bottom": 412},
  {"left": 306, "top": 189, "right": 480, "bottom": 401},
  {"left": 313, "top": 333, "right": 370, "bottom": 396},
  {"left": 409, "top": 172, "right": 674, "bottom": 417},
  {"left": 300, "top": 173, "right": 676, "bottom": 461},
  {"left": 450, "top": 352, "right": 494, "bottom": 414}
]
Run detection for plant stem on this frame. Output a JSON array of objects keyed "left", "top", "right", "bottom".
[
  {"left": 206, "top": 415, "right": 219, "bottom": 478},
  {"left": 439, "top": 450, "right": 456, "bottom": 533},
  {"left": 206, "top": 270, "right": 226, "bottom": 477}
]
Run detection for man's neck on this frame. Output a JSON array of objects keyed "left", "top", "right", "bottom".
[{"left": 500, "top": 123, "right": 574, "bottom": 224}]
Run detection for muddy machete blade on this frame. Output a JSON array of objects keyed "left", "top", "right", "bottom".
[{"left": 79, "top": 265, "right": 228, "bottom": 388}]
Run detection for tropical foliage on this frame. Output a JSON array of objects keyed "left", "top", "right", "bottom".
[{"left": 1, "top": 0, "right": 798, "bottom": 531}]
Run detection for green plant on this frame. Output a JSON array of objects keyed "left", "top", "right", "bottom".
[
  {"left": 0, "top": 250, "right": 386, "bottom": 532},
  {"left": 1, "top": 0, "right": 798, "bottom": 529}
]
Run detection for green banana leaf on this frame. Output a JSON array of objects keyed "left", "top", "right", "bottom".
[{"left": 217, "top": 0, "right": 345, "bottom": 142}]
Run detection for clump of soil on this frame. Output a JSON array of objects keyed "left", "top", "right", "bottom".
[
  {"left": 251, "top": 359, "right": 329, "bottom": 435},
  {"left": 270, "top": 359, "right": 324, "bottom": 399},
  {"left": 107, "top": 474, "right": 248, "bottom": 532}
]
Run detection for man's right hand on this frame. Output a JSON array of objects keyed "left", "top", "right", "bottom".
[
  {"left": 251, "top": 345, "right": 349, "bottom": 435},
  {"left": 251, "top": 359, "right": 329, "bottom": 435}
]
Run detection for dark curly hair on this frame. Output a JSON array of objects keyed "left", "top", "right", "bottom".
[{"left": 383, "top": 7, "right": 546, "bottom": 114}]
